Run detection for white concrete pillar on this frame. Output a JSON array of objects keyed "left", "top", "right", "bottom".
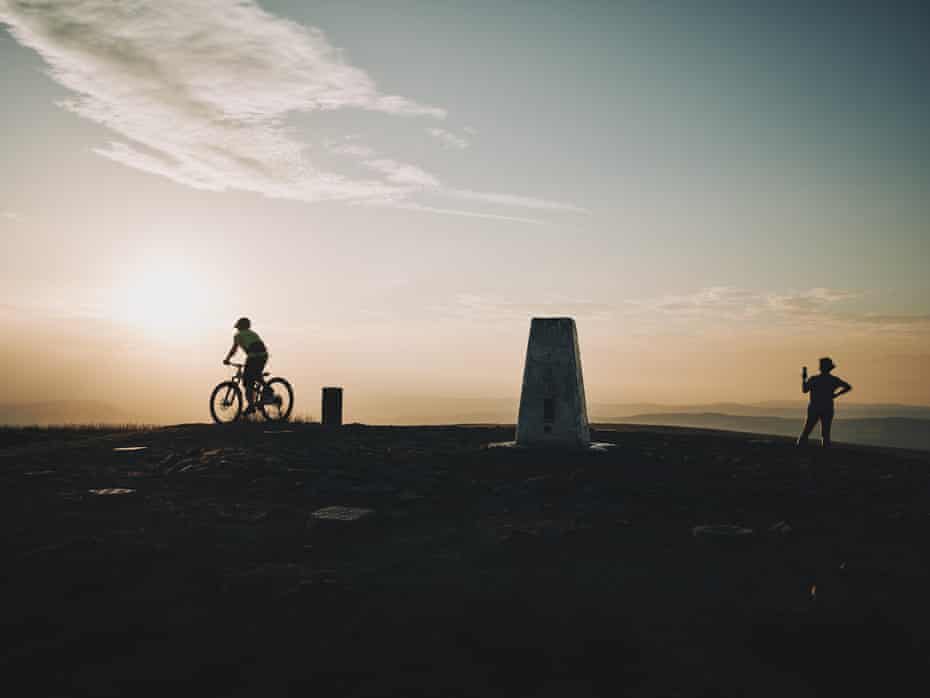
[{"left": 516, "top": 317, "right": 590, "bottom": 447}]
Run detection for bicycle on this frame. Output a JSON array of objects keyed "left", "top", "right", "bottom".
[{"left": 210, "top": 362, "right": 294, "bottom": 424}]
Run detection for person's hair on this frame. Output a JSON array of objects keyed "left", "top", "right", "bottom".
[
  {"left": 235, "top": 317, "right": 251, "bottom": 330},
  {"left": 819, "top": 356, "right": 834, "bottom": 373}
]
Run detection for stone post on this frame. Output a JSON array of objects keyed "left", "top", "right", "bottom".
[
  {"left": 322, "top": 387, "right": 343, "bottom": 426},
  {"left": 516, "top": 318, "right": 590, "bottom": 447}
]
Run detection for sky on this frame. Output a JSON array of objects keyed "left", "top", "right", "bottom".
[{"left": 1, "top": 0, "right": 929, "bottom": 423}]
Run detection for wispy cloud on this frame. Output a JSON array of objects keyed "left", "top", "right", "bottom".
[
  {"left": 432, "top": 286, "right": 930, "bottom": 337},
  {"left": 623, "top": 286, "right": 930, "bottom": 336},
  {"left": 0, "top": 0, "right": 586, "bottom": 221},
  {"left": 765, "top": 287, "right": 861, "bottom": 314},
  {"left": 393, "top": 203, "right": 544, "bottom": 226},
  {"left": 446, "top": 189, "right": 590, "bottom": 213},
  {"left": 327, "top": 143, "right": 376, "bottom": 158},
  {"left": 326, "top": 134, "right": 583, "bottom": 215},
  {"left": 427, "top": 127, "right": 469, "bottom": 150},
  {"left": 0, "top": 0, "right": 443, "bottom": 203},
  {"left": 627, "top": 287, "right": 860, "bottom": 318},
  {"left": 363, "top": 159, "right": 440, "bottom": 189}
]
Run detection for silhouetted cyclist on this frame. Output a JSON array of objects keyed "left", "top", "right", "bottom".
[
  {"left": 797, "top": 357, "right": 852, "bottom": 448},
  {"left": 223, "top": 317, "right": 269, "bottom": 415}
]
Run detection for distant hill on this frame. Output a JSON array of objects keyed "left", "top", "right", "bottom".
[
  {"left": 0, "top": 401, "right": 136, "bottom": 426},
  {"left": 594, "top": 402, "right": 930, "bottom": 420},
  {"left": 607, "top": 413, "right": 930, "bottom": 452},
  {"left": 357, "top": 398, "right": 930, "bottom": 425}
]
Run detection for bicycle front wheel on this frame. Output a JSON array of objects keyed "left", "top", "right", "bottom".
[
  {"left": 258, "top": 377, "right": 294, "bottom": 422},
  {"left": 210, "top": 381, "right": 243, "bottom": 424}
]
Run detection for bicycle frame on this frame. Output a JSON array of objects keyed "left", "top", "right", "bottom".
[{"left": 226, "top": 362, "right": 267, "bottom": 395}]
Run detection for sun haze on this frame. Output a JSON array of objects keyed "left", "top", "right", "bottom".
[{"left": 1, "top": 1, "right": 929, "bottom": 424}]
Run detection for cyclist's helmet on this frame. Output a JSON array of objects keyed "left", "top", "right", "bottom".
[{"left": 234, "top": 317, "right": 251, "bottom": 330}]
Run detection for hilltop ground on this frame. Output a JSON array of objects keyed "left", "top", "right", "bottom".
[{"left": 2, "top": 423, "right": 928, "bottom": 697}]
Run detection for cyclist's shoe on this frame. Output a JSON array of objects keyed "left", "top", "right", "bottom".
[{"left": 243, "top": 404, "right": 257, "bottom": 416}]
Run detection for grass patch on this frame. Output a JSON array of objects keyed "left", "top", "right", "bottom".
[{"left": 0, "top": 423, "right": 158, "bottom": 449}]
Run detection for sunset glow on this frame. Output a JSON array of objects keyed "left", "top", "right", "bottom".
[
  {"left": 115, "top": 256, "right": 211, "bottom": 336},
  {"left": 1, "top": 1, "right": 928, "bottom": 424}
]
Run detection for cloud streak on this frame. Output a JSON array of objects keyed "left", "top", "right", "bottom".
[
  {"left": 427, "top": 127, "right": 469, "bottom": 150},
  {"left": 446, "top": 188, "right": 590, "bottom": 213},
  {"left": 0, "top": 0, "right": 586, "bottom": 221},
  {"left": 623, "top": 286, "right": 930, "bottom": 336},
  {"left": 363, "top": 159, "right": 440, "bottom": 189},
  {"left": 433, "top": 286, "right": 930, "bottom": 338},
  {"left": 627, "top": 287, "right": 860, "bottom": 318}
]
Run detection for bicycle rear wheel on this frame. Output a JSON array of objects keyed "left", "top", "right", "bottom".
[
  {"left": 258, "top": 377, "right": 294, "bottom": 422},
  {"left": 210, "top": 381, "right": 243, "bottom": 424}
]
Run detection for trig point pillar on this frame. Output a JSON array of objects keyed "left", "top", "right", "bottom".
[
  {"left": 322, "top": 387, "right": 343, "bottom": 426},
  {"left": 516, "top": 317, "right": 590, "bottom": 447}
]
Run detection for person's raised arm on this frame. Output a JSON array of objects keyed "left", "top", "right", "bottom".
[
  {"left": 801, "top": 366, "right": 810, "bottom": 393},
  {"left": 223, "top": 340, "right": 238, "bottom": 365},
  {"left": 833, "top": 378, "right": 852, "bottom": 399}
]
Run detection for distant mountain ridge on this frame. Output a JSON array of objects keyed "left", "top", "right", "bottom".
[
  {"left": 353, "top": 398, "right": 930, "bottom": 427},
  {"left": 594, "top": 402, "right": 930, "bottom": 420},
  {"left": 3, "top": 398, "right": 928, "bottom": 451},
  {"left": 0, "top": 400, "right": 135, "bottom": 426},
  {"left": 608, "top": 413, "right": 930, "bottom": 452}
]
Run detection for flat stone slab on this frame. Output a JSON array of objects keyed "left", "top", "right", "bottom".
[
  {"left": 311, "top": 506, "right": 374, "bottom": 521},
  {"left": 692, "top": 524, "right": 753, "bottom": 538},
  {"left": 88, "top": 488, "right": 136, "bottom": 496},
  {"left": 113, "top": 446, "right": 148, "bottom": 452}
]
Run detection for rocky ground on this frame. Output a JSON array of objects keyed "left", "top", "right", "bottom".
[{"left": 1, "top": 423, "right": 928, "bottom": 696}]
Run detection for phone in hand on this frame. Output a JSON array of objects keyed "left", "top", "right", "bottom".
[{"left": 802, "top": 366, "right": 808, "bottom": 378}]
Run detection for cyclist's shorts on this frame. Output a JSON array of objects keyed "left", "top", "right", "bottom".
[{"left": 244, "top": 355, "right": 268, "bottom": 383}]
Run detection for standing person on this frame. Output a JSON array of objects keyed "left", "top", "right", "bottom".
[
  {"left": 797, "top": 357, "right": 852, "bottom": 448},
  {"left": 223, "top": 317, "right": 269, "bottom": 415}
]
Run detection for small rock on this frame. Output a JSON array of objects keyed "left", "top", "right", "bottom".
[
  {"left": 692, "top": 524, "right": 753, "bottom": 538},
  {"left": 311, "top": 506, "right": 374, "bottom": 521},
  {"left": 768, "top": 520, "right": 793, "bottom": 535}
]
